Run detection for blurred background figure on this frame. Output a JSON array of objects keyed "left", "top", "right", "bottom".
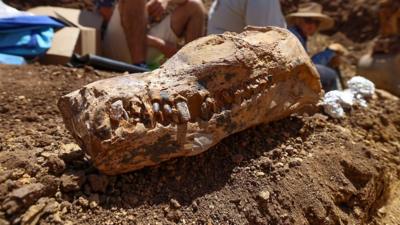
[
  {"left": 287, "top": 2, "right": 347, "bottom": 92},
  {"left": 207, "top": 0, "right": 286, "bottom": 35},
  {"left": 358, "top": 0, "right": 400, "bottom": 96},
  {"left": 96, "top": 0, "right": 206, "bottom": 69}
]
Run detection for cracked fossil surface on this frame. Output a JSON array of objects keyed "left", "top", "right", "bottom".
[{"left": 58, "top": 26, "right": 323, "bottom": 175}]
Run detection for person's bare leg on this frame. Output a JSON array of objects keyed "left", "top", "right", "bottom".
[
  {"left": 119, "top": 0, "right": 147, "bottom": 64},
  {"left": 170, "top": 0, "right": 206, "bottom": 43}
]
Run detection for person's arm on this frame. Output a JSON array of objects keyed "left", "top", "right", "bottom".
[
  {"left": 119, "top": 0, "right": 147, "bottom": 64},
  {"left": 147, "top": 35, "right": 178, "bottom": 58},
  {"left": 312, "top": 43, "right": 348, "bottom": 67},
  {"left": 146, "top": 0, "right": 188, "bottom": 21},
  {"left": 245, "top": 0, "right": 286, "bottom": 28},
  {"left": 312, "top": 49, "right": 336, "bottom": 66}
]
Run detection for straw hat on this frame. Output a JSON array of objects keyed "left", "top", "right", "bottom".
[{"left": 286, "top": 2, "right": 334, "bottom": 31}]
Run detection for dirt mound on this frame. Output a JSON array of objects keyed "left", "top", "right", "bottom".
[{"left": 0, "top": 65, "right": 399, "bottom": 224}]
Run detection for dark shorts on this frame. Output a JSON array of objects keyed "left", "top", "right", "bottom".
[
  {"left": 95, "top": 0, "right": 116, "bottom": 8},
  {"left": 315, "top": 64, "right": 340, "bottom": 92}
]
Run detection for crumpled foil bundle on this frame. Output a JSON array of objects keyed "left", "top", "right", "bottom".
[{"left": 322, "top": 76, "right": 375, "bottom": 118}]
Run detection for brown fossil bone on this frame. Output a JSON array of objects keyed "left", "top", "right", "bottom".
[{"left": 58, "top": 26, "right": 322, "bottom": 175}]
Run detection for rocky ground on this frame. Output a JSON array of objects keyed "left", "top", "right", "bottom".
[
  {"left": 0, "top": 65, "right": 399, "bottom": 225},
  {"left": 1, "top": 0, "right": 400, "bottom": 224}
]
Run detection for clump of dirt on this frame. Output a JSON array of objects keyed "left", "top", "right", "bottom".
[{"left": 0, "top": 65, "right": 399, "bottom": 224}]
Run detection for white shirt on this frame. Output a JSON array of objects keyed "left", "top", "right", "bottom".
[{"left": 207, "top": 0, "right": 287, "bottom": 35}]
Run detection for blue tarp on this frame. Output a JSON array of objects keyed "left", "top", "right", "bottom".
[
  {"left": 0, "top": 16, "right": 64, "bottom": 30},
  {"left": 0, "top": 15, "right": 64, "bottom": 63},
  {"left": 0, "top": 53, "right": 26, "bottom": 65}
]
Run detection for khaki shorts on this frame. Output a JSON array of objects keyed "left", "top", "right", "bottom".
[{"left": 102, "top": 4, "right": 179, "bottom": 65}]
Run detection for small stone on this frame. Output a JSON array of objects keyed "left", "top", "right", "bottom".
[
  {"left": 0, "top": 105, "right": 9, "bottom": 114},
  {"left": 60, "top": 171, "right": 86, "bottom": 192},
  {"left": 10, "top": 169, "right": 25, "bottom": 180},
  {"left": 40, "top": 152, "right": 56, "bottom": 158},
  {"left": 78, "top": 196, "right": 89, "bottom": 208},
  {"left": 39, "top": 175, "right": 60, "bottom": 197},
  {"left": 289, "top": 158, "right": 303, "bottom": 167},
  {"left": 89, "top": 200, "right": 98, "bottom": 209},
  {"left": 260, "top": 157, "right": 273, "bottom": 169},
  {"left": 166, "top": 210, "right": 183, "bottom": 222},
  {"left": 4, "top": 183, "right": 46, "bottom": 215},
  {"left": 60, "top": 201, "right": 72, "bottom": 213},
  {"left": 257, "top": 190, "right": 270, "bottom": 201},
  {"left": 45, "top": 156, "right": 66, "bottom": 176},
  {"left": 255, "top": 171, "right": 265, "bottom": 177},
  {"left": 285, "top": 145, "right": 296, "bottom": 155},
  {"left": 21, "top": 198, "right": 59, "bottom": 225},
  {"left": 191, "top": 201, "right": 198, "bottom": 212},
  {"left": 89, "top": 194, "right": 100, "bottom": 209},
  {"left": 60, "top": 143, "right": 83, "bottom": 163},
  {"left": 378, "top": 206, "right": 386, "bottom": 215},
  {"left": 170, "top": 199, "right": 181, "bottom": 209}
]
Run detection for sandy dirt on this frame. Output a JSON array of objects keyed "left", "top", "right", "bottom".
[{"left": 0, "top": 65, "right": 399, "bottom": 225}]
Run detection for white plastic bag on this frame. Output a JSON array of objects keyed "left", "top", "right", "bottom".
[
  {"left": 347, "top": 76, "right": 375, "bottom": 97},
  {"left": 322, "top": 90, "right": 353, "bottom": 118},
  {"left": 322, "top": 76, "right": 375, "bottom": 118}
]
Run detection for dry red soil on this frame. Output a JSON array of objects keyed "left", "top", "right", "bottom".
[
  {"left": 1, "top": 1, "right": 399, "bottom": 224},
  {"left": 0, "top": 65, "right": 399, "bottom": 225}
]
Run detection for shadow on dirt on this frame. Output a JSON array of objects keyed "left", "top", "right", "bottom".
[{"left": 62, "top": 116, "right": 308, "bottom": 210}]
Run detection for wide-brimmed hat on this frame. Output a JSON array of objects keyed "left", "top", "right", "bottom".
[{"left": 286, "top": 2, "right": 334, "bottom": 31}]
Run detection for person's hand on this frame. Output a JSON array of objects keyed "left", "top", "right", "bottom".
[
  {"left": 328, "top": 43, "right": 348, "bottom": 56},
  {"left": 159, "top": 40, "right": 178, "bottom": 58},
  {"left": 146, "top": 0, "right": 168, "bottom": 21},
  {"left": 328, "top": 43, "right": 349, "bottom": 68}
]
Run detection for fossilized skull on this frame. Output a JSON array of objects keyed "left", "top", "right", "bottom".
[{"left": 58, "top": 26, "right": 322, "bottom": 175}]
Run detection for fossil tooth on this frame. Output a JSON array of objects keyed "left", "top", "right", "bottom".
[
  {"left": 163, "top": 104, "right": 172, "bottom": 114},
  {"left": 200, "top": 102, "right": 211, "bottom": 120},
  {"left": 176, "top": 101, "right": 191, "bottom": 123},
  {"left": 140, "top": 102, "right": 155, "bottom": 127},
  {"left": 250, "top": 84, "right": 259, "bottom": 91},
  {"left": 152, "top": 102, "right": 160, "bottom": 113},
  {"left": 258, "top": 78, "right": 267, "bottom": 85},
  {"left": 58, "top": 26, "right": 322, "bottom": 175},
  {"left": 202, "top": 97, "right": 217, "bottom": 113}
]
